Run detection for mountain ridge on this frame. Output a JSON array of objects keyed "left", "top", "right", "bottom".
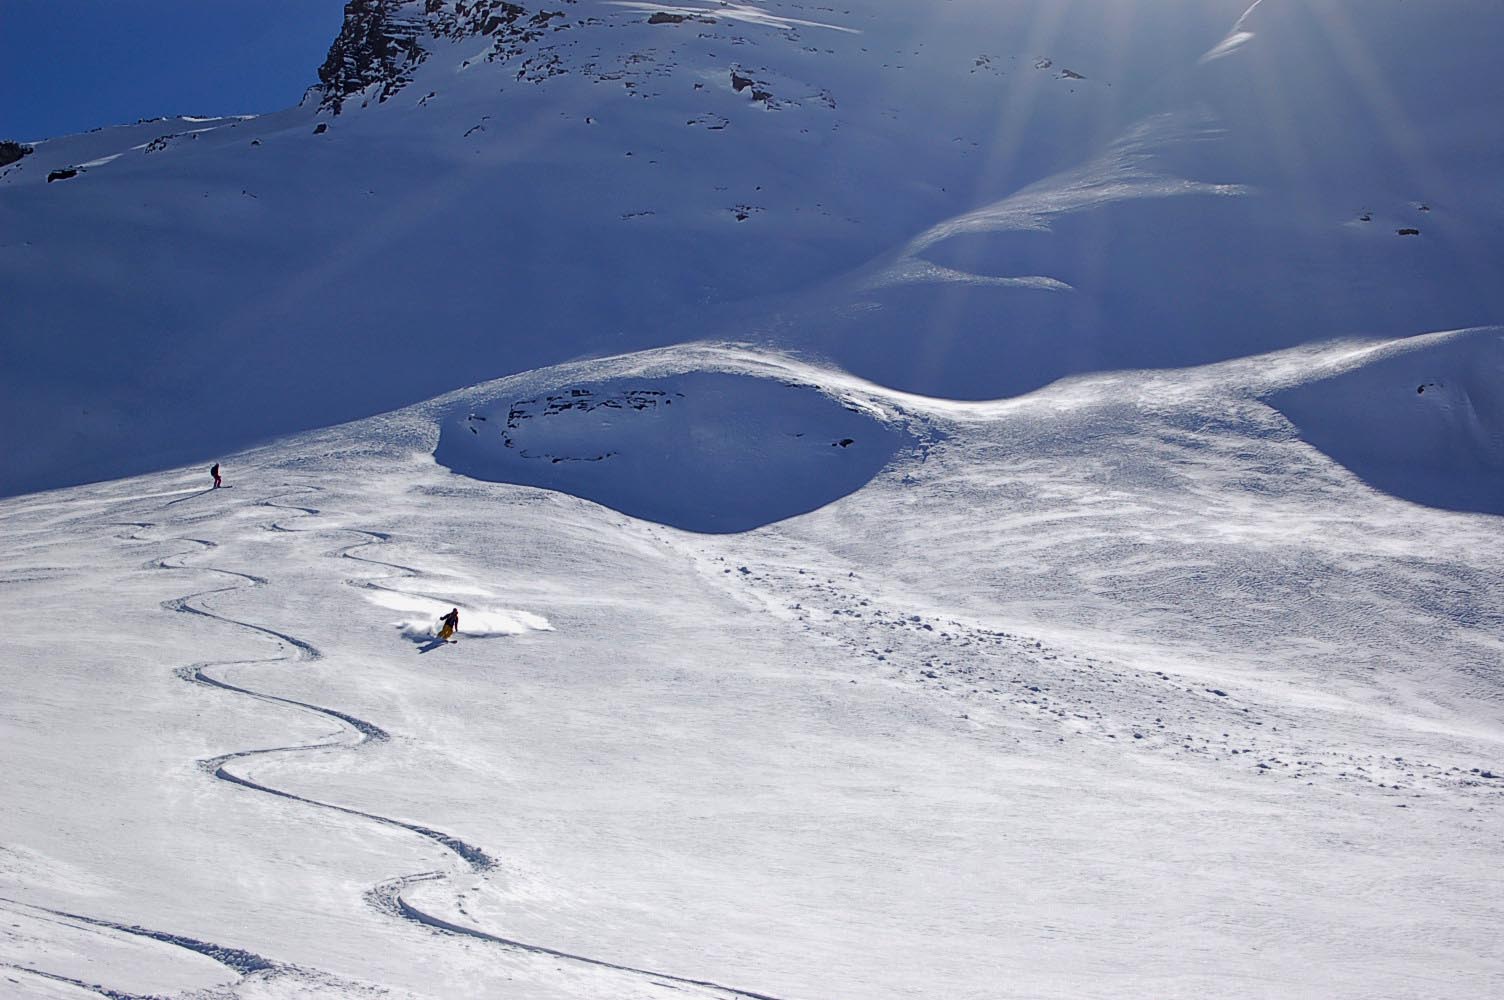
[{"left": 3, "top": 0, "right": 1501, "bottom": 504}]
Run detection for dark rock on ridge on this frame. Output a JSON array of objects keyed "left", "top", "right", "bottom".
[{"left": 0, "top": 140, "right": 32, "bottom": 168}]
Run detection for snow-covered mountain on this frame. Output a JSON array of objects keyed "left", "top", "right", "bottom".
[
  {"left": 5, "top": 0, "right": 1501, "bottom": 498},
  {"left": 2, "top": 2, "right": 1503, "bottom": 998}
]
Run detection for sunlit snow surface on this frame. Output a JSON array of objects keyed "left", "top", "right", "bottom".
[
  {"left": 2, "top": 343, "right": 1502, "bottom": 999},
  {"left": 2, "top": 0, "right": 1503, "bottom": 996}
]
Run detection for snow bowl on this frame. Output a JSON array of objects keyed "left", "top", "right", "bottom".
[
  {"left": 433, "top": 372, "right": 910, "bottom": 532},
  {"left": 1266, "top": 328, "right": 1504, "bottom": 514}
]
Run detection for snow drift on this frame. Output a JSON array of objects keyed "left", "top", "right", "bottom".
[{"left": 1268, "top": 326, "right": 1504, "bottom": 514}]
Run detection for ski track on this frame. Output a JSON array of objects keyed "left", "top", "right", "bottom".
[
  {"left": 115, "top": 484, "right": 798, "bottom": 1000},
  {"left": 324, "top": 517, "right": 797, "bottom": 1000},
  {"left": 0, "top": 894, "right": 405, "bottom": 999},
  {"left": 0, "top": 959, "right": 148, "bottom": 1000},
  {"left": 0, "top": 893, "right": 284, "bottom": 1000},
  {"left": 105, "top": 522, "right": 155, "bottom": 543},
  {"left": 0, "top": 896, "right": 278, "bottom": 977}
]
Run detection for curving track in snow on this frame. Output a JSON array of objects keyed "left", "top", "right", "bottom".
[
  {"left": 141, "top": 485, "right": 792, "bottom": 1000},
  {"left": 0, "top": 892, "right": 287, "bottom": 1000}
]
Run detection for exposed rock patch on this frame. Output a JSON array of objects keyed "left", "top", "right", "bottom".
[
  {"left": 0, "top": 140, "right": 32, "bottom": 168},
  {"left": 318, "top": 0, "right": 432, "bottom": 113}
]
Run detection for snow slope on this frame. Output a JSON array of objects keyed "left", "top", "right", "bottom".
[
  {"left": 1267, "top": 327, "right": 1504, "bottom": 514},
  {"left": 3, "top": 342, "right": 1502, "bottom": 999},
  {"left": 3, "top": 2, "right": 1504, "bottom": 997}
]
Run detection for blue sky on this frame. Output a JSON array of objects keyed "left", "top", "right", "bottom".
[{"left": 1, "top": 1, "right": 347, "bottom": 140}]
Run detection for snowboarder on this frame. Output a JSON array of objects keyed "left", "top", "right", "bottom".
[
  {"left": 210, "top": 463, "right": 222, "bottom": 489},
  {"left": 437, "top": 608, "right": 460, "bottom": 642}
]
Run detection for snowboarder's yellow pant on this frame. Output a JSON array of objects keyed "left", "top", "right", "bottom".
[{"left": 438, "top": 623, "right": 455, "bottom": 641}]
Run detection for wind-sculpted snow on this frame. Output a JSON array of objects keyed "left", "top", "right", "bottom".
[
  {"left": 435, "top": 371, "right": 910, "bottom": 532},
  {"left": 1266, "top": 326, "right": 1504, "bottom": 515},
  {"left": 5, "top": 0, "right": 1503, "bottom": 495}
]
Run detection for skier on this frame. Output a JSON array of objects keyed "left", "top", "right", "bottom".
[
  {"left": 210, "top": 463, "right": 222, "bottom": 489},
  {"left": 437, "top": 608, "right": 460, "bottom": 643}
]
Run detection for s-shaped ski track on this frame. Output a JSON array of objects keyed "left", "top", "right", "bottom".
[{"left": 150, "top": 484, "right": 798, "bottom": 1000}]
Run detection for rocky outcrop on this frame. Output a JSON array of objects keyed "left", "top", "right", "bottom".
[
  {"left": 318, "top": 0, "right": 433, "bottom": 113},
  {"left": 316, "top": 0, "right": 574, "bottom": 112},
  {"left": 731, "top": 69, "right": 775, "bottom": 106},
  {"left": 646, "top": 11, "right": 713, "bottom": 25},
  {"left": 0, "top": 140, "right": 32, "bottom": 168},
  {"left": 432, "top": 1, "right": 569, "bottom": 70}
]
